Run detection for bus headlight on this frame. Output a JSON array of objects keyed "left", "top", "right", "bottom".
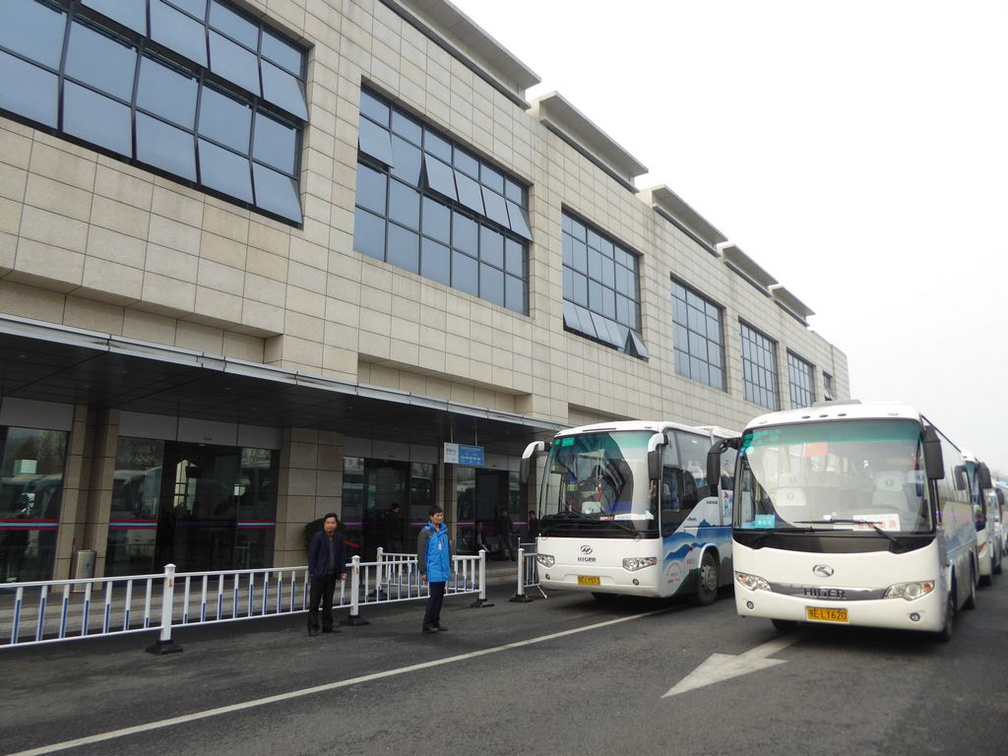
[
  {"left": 735, "top": 572, "right": 770, "bottom": 592},
  {"left": 883, "top": 581, "right": 935, "bottom": 601},
  {"left": 622, "top": 557, "right": 658, "bottom": 572},
  {"left": 536, "top": 553, "right": 555, "bottom": 568}
]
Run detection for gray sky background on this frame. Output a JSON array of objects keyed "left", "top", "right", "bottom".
[{"left": 451, "top": 0, "right": 1008, "bottom": 475}]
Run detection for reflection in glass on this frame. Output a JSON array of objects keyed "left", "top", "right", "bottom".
[
  {"left": 151, "top": 0, "right": 209, "bottom": 68},
  {"left": 353, "top": 207, "right": 386, "bottom": 260},
  {"left": 261, "top": 60, "right": 308, "bottom": 120},
  {"left": 253, "top": 111, "right": 297, "bottom": 175},
  {"left": 210, "top": 0, "right": 258, "bottom": 48},
  {"left": 209, "top": 31, "right": 260, "bottom": 95},
  {"left": 63, "top": 83, "right": 132, "bottom": 156},
  {"left": 253, "top": 163, "right": 302, "bottom": 223},
  {"left": 0, "top": 0, "right": 67, "bottom": 69},
  {"left": 262, "top": 28, "right": 303, "bottom": 76},
  {"left": 199, "top": 86, "right": 252, "bottom": 152},
  {"left": 65, "top": 20, "right": 137, "bottom": 101},
  {"left": 198, "top": 138, "right": 252, "bottom": 202},
  {"left": 137, "top": 114, "right": 197, "bottom": 180},
  {"left": 137, "top": 55, "right": 199, "bottom": 129},
  {"left": 0, "top": 52, "right": 59, "bottom": 128},
  {"left": 387, "top": 224, "right": 419, "bottom": 274},
  {"left": 106, "top": 438, "right": 164, "bottom": 577},
  {"left": 452, "top": 250, "right": 478, "bottom": 297},
  {"left": 420, "top": 238, "right": 450, "bottom": 285}
]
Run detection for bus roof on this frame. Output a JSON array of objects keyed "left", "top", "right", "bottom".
[
  {"left": 743, "top": 400, "right": 926, "bottom": 432},
  {"left": 553, "top": 420, "right": 738, "bottom": 439}
]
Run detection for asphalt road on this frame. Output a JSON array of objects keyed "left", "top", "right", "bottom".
[{"left": 3, "top": 576, "right": 1008, "bottom": 756}]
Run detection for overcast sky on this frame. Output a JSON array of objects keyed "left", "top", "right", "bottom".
[{"left": 451, "top": 0, "right": 1008, "bottom": 475}]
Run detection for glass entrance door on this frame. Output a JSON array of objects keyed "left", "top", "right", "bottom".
[
  {"left": 154, "top": 442, "right": 241, "bottom": 572},
  {"left": 361, "top": 460, "right": 408, "bottom": 561}
]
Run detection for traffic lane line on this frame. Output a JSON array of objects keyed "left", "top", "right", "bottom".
[{"left": 8, "top": 607, "right": 671, "bottom": 756}]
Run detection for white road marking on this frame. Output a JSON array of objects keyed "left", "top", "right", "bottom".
[
  {"left": 662, "top": 633, "right": 801, "bottom": 697},
  {"left": 10, "top": 609, "right": 668, "bottom": 756}
]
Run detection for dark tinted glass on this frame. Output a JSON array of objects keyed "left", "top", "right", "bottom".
[
  {"left": 353, "top": 208, "right": 385, "bottom": 260},
  {"left": 0, "top": 51, "right": 58, "bottom": 128},
  {"left": 355, "top": 162, "right": 387, "bottom": 214},
  {"left": 151, "top": 0, "right": 208, "bottom": 68},
  {"left": 253, "top": 163, "right": 302, "bottom": 223},
  {"left": 82, "top": 0, "right": 146, "bottom": 34},
  {"left": 63, "top": 83, "right": 132, "bottom": 156},
  {"left": 480, "top": 264, "right": 504, "bottom": 307},
  {"left": 421, "top": 197, "right": 450, "bottom": 244},
  {"left": 262, "top": 29, "right": 302, "bottom": 76},
  {"left": 391, "top": 110, "right": 422, "bottom": 145},
  {"left": 358, "top": 118, "right": 393, "bottom": 166},
  {"left": 209, "top": 1, "right": 258, "bottom": 48},
  {"left": 209, "top": 31, "right": 260, "bottom": 95},
  {"left": 66, "top": 21, "right": 137, "bottom": 101},
  {"left": 504, "top": 178, "right": 523, "bottom": 203},
  {"left": 198, "top": 138, "right": 252, "bottom": 202},
  {"left": 451, "top": 250, "right": 479, "bottom": 297},
  {"left": 387, "top": 224, "right": 419, "bottom": 274},
  {"left": 261, "top": 60, "right": 307, "bottom": 120},
  {"left": 199, "top": 86, "right": 252, "bottom": 152},
  {"left": 420, "top": 238, "right": 450, "bottom": 285},
  {"left": 423, "top": 130, "right": 451, "bottom": 161},
  {"left": 505, "top": 239, "right": 523, "bottom": 277},
  {"left": 480, "top": 164, "right": 504, "bottom": 193},
  {"left": 137, "top": 55, "right": 199, "bottom": 128},
  {"left": 389, "top": 180, "right": 420, "bottom": 227},
  {"left": 0, "top": 0, "right": 66, "bottom": 69},
  {"left": 137, "top": 113, "right": 197, "bottom": 180},
  {"left": 454, "top": 149, "right": 478, "bottom": 178},
  {"left": 359, "top": 90, "right": 389, "bottom": 125},
  {"left": 253, "top": 111, "right": 297, "bottom": 174},
  {"left": 505, "top": 275, "right": 524, "bottom": 313}
]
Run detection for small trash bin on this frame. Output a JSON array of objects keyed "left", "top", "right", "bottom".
[{"left": 72, "top": 549, "right": 96, "bottom": 593}]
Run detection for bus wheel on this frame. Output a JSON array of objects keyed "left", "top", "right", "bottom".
[
  {"left": 693, "top": 551, "right": 718, "bottom": 606},
  {"left": 964, "top": 566, "right": 977, "bottom": 610},
  {"left": 771, "top": 618, "right": 798, "bottom": 632},
  {"left": 934, "top": 590, "right": 955, "bottom": 643}
]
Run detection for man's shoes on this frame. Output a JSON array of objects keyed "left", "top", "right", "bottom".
[
  {"left": 422, "top": 626, "right": 438, "bottom": 634},
  {"left": 436, "top": 625, "right": 448, "bottom": 631},
  {"left": 308, "top": 628, "right": 319, "bottom": 637}
]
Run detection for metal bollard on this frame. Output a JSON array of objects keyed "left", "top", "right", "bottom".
[
  {"left": 510, "top": 547, "right": 533, "bottom": 603},
  {"left": 470, "top": 550, "right": 493, "bottom": 608},
  {"left": 340, "top": 556, "right": 370, "bottom": 626},
  {"left": 146, "top": 564, "right": 183, "bottom": 654}
]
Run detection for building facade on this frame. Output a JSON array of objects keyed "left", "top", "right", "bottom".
[{"left": 0, "top": 0, "right": 848, "bottom": 582}]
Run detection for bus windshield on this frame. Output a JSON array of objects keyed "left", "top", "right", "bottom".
[
  {"left": 539, "top": 430, "right": 655, "bottom": 536},
  {"left": 735, "top": 419, "right": 933, "bottom": 534}
]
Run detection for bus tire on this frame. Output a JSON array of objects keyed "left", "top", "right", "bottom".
[
  {"left": 771, "top": 618, "right": 798, "bottom": 632},
  {"left": 934, "top": 590, "right": 955, "bottom": 643},
  {"left": 693, "top": 551, "right": 718, "bottom": 606},
  {"left": 964, "top": 565, "right": 977, "bottom": 610}
]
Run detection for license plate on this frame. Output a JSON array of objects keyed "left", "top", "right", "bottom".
[
  {"left": 577, "top": 576, "right": 601, "bottom": 586},
  {"left": 806, "top": 606, "right": 848, "bottom": 623}
]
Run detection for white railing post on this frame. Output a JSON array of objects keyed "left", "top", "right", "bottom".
[
  {"left": 146, "top": 564, "right": 182, "bottom": 654},
  {"left": 375, "top": 547, "right": 384, "bottom": 598},
  {"left": 470, "top": 550, "right": 493, "bottom": 607},
  {"left": 340, "top": 556, "right": 369, "bottom": 626},
  {"left": 510, "top": 546, "right": 532, "bottom": 602}
]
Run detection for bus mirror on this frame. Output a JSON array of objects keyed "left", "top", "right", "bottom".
[
  {"left": 978, "top": 463, "right": 992, "bottom": 490},
  {"left": 707, "top": 437, "right": 740, "bottom": 490},
  {"left": 922, "top": 427, "right": 944, "bottom": 480},
  {"left": 520, "top": 440, "right": 549, "bottom": 485},
  {"left": 647, "top": 433, "right": 664, "bottom": 480}
]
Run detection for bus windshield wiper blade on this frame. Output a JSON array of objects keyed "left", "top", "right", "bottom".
[{"left": 795, "top": 518, "right": 897, "bottom": 544}]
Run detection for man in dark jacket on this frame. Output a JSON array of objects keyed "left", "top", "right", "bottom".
[
  {"left": 386, "top": 502, "right": 404, "bottom": 553},
  {"left": 307, "top": 513, "right": 347, "bottom": 636},
  {"left": 417, "top": 505, "right": 451, "bottom": 633}
]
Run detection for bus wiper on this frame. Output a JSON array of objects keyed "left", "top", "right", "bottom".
[
  {"left": 548, "top": 510, "right": 591, "bottom": 520},
  {"left": 795, "top": 518, "right": 897, "bottom": 544}
]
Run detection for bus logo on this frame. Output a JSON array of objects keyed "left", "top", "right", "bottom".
[
  {"left": 812, "top": 564, "right": 834, "bottom": 578},
  {"left": 580, "top": 545, "right": 593, "bottom": 554}
]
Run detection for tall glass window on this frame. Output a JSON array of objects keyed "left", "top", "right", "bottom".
[
  {"left": 740, "top": 322, "right": 779, "bottom": 411},
  {"left": 562, "top": 212, "right": 648, "bottom": 358},
  {"left": 671, "top": 279, "right": 725, "bottom": 390},
  {"left": 353, "top": 88, "right": 531, "bottom": 314},
  {"left": 787, "top": 351, "right": 815, "bottom": 409},
  {"left": 0, "top": 427, "right": 68, "bottom": 582},
  {"left": 106, "top": 438, "right": 163, "bottom": 577},
  {"left": 0, "top": 0, "right": 308, "bottom": 224}
]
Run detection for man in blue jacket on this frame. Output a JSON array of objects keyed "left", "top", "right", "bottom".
[
  {"left": 417, "top": 505, "right": 452, "bottom": 633},
  {"left": 307, "top": 513, "right": 347, "bottom": 636}
]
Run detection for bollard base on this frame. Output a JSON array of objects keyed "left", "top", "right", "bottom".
[
  {"left": 509, "top": 593, "right": 534, "bottom": 603},
  {"left": 145, "top": 638, "right": 183, "bottom": 655},
  {"left": 470, "top": 597, "right": 494, "bottom": 608},
  {"left": 340, "top": 613, "right": 370, "bottom": 626}
]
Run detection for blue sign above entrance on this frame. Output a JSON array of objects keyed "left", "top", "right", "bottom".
[{"left": 443, "top": 443, "right": 484, "bottom": 467}]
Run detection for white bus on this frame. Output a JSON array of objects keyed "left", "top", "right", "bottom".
[
  {"left": 710, "top": 401, "right": 977, "bottom": 641},
  {"left": 961, "top": 452, "right": 1000, "bottom": 583},
  {"left": 521, "top": 420, "right": 738, "bottom": 603}
]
